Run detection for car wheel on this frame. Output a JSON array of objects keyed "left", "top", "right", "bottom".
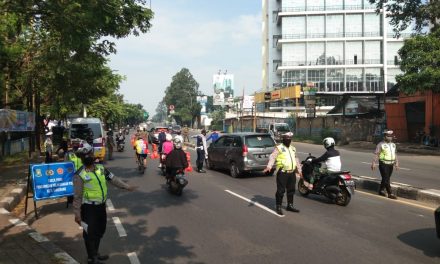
[{"left": 229, "top": 162, "right": 241, "bottom": 178}]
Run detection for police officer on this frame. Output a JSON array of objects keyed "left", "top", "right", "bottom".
[
  {"left": 66, "top": 138, "right": 83, "bottom": 204},
  {"left": 192, "top": 129, "right": 207, "bottom": 173},
  {"left": 73, "top": 143, "right": 136, "bottom": 264},
  {"left": 371, "top": 130, "right": 399, "bottom": 199},
  {"left": 263, "top": 132, "right": 301, "bottom": 215}
]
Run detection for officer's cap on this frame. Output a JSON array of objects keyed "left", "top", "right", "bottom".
[
  {"left": 383, "top": 130, "right": 393, "bottom": 136},
  {"left": 282, "top": 132, "right": 294, "bottom": 138}
]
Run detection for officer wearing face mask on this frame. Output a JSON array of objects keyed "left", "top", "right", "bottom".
[
  {"left": 263, "top": 132, "right": 301, "bottom": 215},
  {"left": 73, "top": 143, "right": 136, "bottom": 264},
  {"left": 371, "top": 130, "right": 399, "bottom": 199}
]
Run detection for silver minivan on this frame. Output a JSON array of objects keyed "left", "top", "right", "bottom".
[{"left": 206, "top": 133, "right": 276, "bottom": 178}]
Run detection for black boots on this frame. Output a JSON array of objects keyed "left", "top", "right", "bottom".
[
  {"left": 276, "top": 205, "right": 283, "bottom": 215},
  {"left": 286, "top": 204, "right": 300, "bottom": 213}
]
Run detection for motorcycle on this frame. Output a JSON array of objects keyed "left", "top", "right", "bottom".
[
  {"left": 297, "top": 154, "right": 355, "bottom": 206},
  {"left": 167, "top": 169, "right": 188, "bottom": 196},
  {"left": 160, "top": 153, "right": 167, "bottom": 176},
  {"left": 117, "top": 140, "right": 125, "bottom": 152}
]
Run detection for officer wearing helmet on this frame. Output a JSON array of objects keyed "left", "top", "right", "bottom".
[
  {"left": 371, "top": 130, "right": 399, "bottom": 199},
  {"left": 73, "top": 143, "right": 136, "bottom": 264},
  {"left": 263, "top": 132, "right": 301, "bottom": 215},
  {"left": 165, "top": 138, "right": 189, "bottom": 183},
  {"left": 308, "top": 137, "right": 342, "bottom": 190}
]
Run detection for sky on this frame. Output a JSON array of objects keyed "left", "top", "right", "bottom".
[{"left": 108, "top": 0, "right": 262, "bottom": 116}]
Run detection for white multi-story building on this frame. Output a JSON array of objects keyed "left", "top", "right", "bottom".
[{"left": 262, "top": 0, "right": 413, "bottom": 108}]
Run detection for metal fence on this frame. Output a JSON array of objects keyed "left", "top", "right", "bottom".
[{"left": 2, "top": 137, "right": 29, "bottom": 156}]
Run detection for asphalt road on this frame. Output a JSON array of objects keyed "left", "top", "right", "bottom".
[
  {"left": 292, "top": 142, "right": 440, "bottom": 190},
  {"left": 20, "top": 138, "right": 440, "bottom": 264}
]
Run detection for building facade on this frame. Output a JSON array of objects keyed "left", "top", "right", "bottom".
[{"left": 262, "top": 0, "right": 413, "bottom": 109}]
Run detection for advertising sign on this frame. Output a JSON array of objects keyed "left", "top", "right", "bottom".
[
  {"left": 0, "top": 109, "right": 35, "bottom": 132},
  {"left": 31, "top": 162, "right": 75, "bottom": 201},
  {"left": 271, "top": 91, "right": 281, "bottom": 100},
  {"left": 197, "top": 96, "right": 208, "bottom": 115},
  {"left": 213, "top": 74, "right": 234, "bottom": 97},
  {"left": 243, "top": 96, "right": 255, "bottom": 109},
  {"left": 213, "top": 92, "right": 225, "bottom": 106}
]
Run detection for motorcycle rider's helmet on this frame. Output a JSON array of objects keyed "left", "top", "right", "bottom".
[
  {"left": 166, "top": 133, "right": 173, "bottom": 141},
  {"left": 323, "top": 137, "right": 335, "bottom": 149},
  {"left": 77, "top": 142, "right": 93, "bottom": 155},
  {"left": 173, "top": 138, "right": 183, "bottom": 149}
]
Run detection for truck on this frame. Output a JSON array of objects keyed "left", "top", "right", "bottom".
[{"left": 256, "top": 122, "right": 291, "bottom": 142}]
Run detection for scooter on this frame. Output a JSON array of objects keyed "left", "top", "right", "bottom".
[
  {"left": 297, "top": 154, "right": 355, "bottom": 206},
  {"left": 166, "top": 169, "right": 188, "bottom": 196},
  {"left": 117, "top": 140, "right": 125, "bottom": 152}
]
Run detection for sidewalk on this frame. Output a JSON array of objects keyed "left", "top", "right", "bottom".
[{"left": 0, "top": 154, "right": 79, "bottom": 264}]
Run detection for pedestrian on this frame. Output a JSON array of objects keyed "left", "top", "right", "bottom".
[
  {"left": 192, "top": 129, "right": 207, "bottom": 173},
  {"left": 73, "top": 143, "right": 136, "bottom": 264},
  {"left": 263, "top": 132, "right": 301, "bottom": 215},
  {"left": 43, "top": 132, "right": 54, "bottom": 163},
  {"left": 371, "top": 130, "right": 399, "bottom": 199},
  {"left": 206, "top": 129, "right": 220, "bottom": 143},
  {"left": 182, "top": 125, "right": 190, "bottom": 142}
]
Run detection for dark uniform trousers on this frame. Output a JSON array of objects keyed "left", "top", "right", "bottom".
[
  {"left": 276, "top": 170, "right": 296, "bottom": 205},
  {"left": 196, "top": 148, "right": 205, "bottom": 170},
  {"left": 379, "top": 162, "right": 394, "bottom": 194},
  {"left": 81, "top": 203, "right": 107, "bottom": 260}
]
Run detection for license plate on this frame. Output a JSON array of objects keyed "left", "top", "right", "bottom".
[
  {"left": 257, "top": 154, "right": 269, "bottom": 158},
  {"left": 345, "top": 180, "right": 355, "bottom": 186}
]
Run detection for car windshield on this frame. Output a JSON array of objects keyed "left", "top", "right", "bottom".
[
  {"left": 276, "top": 125, "right": 290, "bottom": 132},
  {"left": 173, "top": 125, "right": 181, "bottom": 130},
  {"left": 245, "top": 135, "right": 275, "bottom": 148},
  {"left": 70, "top": 123, "right": 102, "bottom": 140}
]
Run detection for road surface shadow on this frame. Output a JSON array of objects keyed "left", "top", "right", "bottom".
[{"left": 397, "top": 228, "right": 440, "bottom": 258}]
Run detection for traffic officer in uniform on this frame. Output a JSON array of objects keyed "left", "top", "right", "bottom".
[
  {"left": 73, "top": 143, "right": 136, "bottom": 264},
  {"left": 371, "top": 129, "right": 399, "bottom": 199},
  {"left": 263, "top": 132, "right": 301, "bottom": 215},
  {"left": 66, "top": 138, "right": 83, "bottom": 204},
  {"left": 192, "top": 129, "right": 207, "bottom": 173}
]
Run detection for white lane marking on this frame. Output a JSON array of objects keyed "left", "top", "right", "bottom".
[
  {"left": 106, "top": 199, "right": 115, "bottom": 211},
  {"left": 0, "top": 208, "right": 10, "bottom": 214},
  {"left": 356, "top": 190, "right": 436, "bottom": 211},
  {"left": 11, "top": 188, "right": 23, "bottom": 194},
  {"left": 112, "top": 217, "right": 127, "bottom": 237},
  {"left": 9, "top": 218, "right": 28, "bottom": 227},
  {"left": 361, "top": 161, "right": 411, "bottom": 171},
  {"left": 29, "top": 232, "right": 50, "bottom": 242},
  {"left": 127, "top": 252, "right": 141, "bottom": 264},
  {"left": 297, "top": 152, "right": 310, "bottom": 155},
  {"left": 225, "top": 190, "right": 285, "bottom": 218},
  {"left": 1, "top": 197, "right": 14, "bottom": 204}
]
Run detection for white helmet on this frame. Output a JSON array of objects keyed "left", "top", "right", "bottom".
[
  {"left": 166, "top": 134, "right": 173, "bottom": 141},
  {"left": 323, "top": 137, "right": 335, "bottom": 149},
  {"left": 173, "top": 138, "right": 182, "bottom": 149}
]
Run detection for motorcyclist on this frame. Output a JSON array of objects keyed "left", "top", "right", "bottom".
[
  {"left": 160, "top": 134, "right": 174, "bottom": 168},
  {"left": 309, "top": 137, "right": 341, "bottom": 190},
  {"left": 174, "top": 130, "right": 184, "bottom": 143},
  {"left": 135, "top": 135, "right": 149, "bottom": 168},
  {"left": 116, "top": 132, "right": 125, "bottom": 148},
  {"left": 165, "top": 138, "right": 188, "bottom": 184}
]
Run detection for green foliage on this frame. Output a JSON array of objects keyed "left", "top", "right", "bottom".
[
  {"left": 210, "top": 109, "right": 225, "bottom": 131},
  {"left": 397, "top": 29, "right": 440, "bottom": 94}
]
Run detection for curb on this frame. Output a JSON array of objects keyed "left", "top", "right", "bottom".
[
  {"left": 0, "top": 183, "right": 27, "bottom": 211},
  {"left": 0, "top": 208, "right": 79, "bottom": 264},
  {"left": 352, "top": 175, "right": 440, "bottom": 205}
]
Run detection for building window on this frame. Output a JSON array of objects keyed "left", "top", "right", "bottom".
[
  {"left": 283, "top": 16, "right": 305, "bottom": 39},
  {"left": 363, "top": 0, "right": 375, "bottom": 9},
  {"left": 326, "top": 42, "right": 344, "bottom": 65},
  {"left": 386, "top": 42, "right": 403, "bottom": 65},
  {"left": 346, "top": 68, "right": 364, "bottom": 92},
  {"left": 346, "top": 41, "right": 363, "bottom": 64},
  {"left": 326, "top": 0, "right": 343, "bottom": 11},
  {"left": 345, "top": 0, "right": 362, "bottom": 10},
  {"left": 307, "top": 69, "right": 326, "bottom": 92},
  {"left": 345, "top": 14, "right": 363, "bottom": 37},
  {"left": 387, "top": 68, "right": 401, "bottom": 90},
  {"left": 282, "top": 43, "right": 306, "bottom": 66},
  {"left": 326, "top": 15, "right": 344, "bottom": 38},
  {"left": 364, "top": 13, "right": 381, "bottom": 37},
  {"left": 307, "top": 15, "right": 325, "bottom": 38},
  {"left": 327, "top": 69, "right": 345, "bottom": 92},
  {"left": 307, "top": 42, "right": 325, "bottom": 65},
  {"left": 364, "top": 41, "right": 382, "bottom": 64},
  {"left": 282, "top": 0, "right": 306, "bottom": 12},
  {"left": 282, "top": 70, "right": 306, "bottom": 86},
  {"left": 307, "top": 0, "right": 325, "bottom": 11},
  {"left": 365, "top": 68, "right": 382, "bottom": 91}
]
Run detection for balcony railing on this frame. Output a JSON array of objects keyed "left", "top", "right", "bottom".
[
  {"left": 282, "top": 31, "right": 381, "bottom": 40},
  {"left": 280, "top": 4, "right": 375, "bottom": 13},
  {"left": 387, "top": 60, "right": 400, "bottom": 66},
  {"left": 281, "top": 59, "right": 382, "bottom": 67},
  {"left": 387, "top": 32, "right": 413, "bottom": 39}
]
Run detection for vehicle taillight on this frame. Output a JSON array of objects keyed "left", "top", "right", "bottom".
[
  {"left": 342, "top": 173, "right": 351, "bottom": 180},
  {"left": 242, "top": 144, "right": 248, "bottom": 157}
]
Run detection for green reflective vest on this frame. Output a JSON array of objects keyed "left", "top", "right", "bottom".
[
  {"left": 379, "top": 142, "right": 396, "bottom": 164},
  {"left": 78, "top": 164, "right": 107, "bottom": 203},
  {"left": 275, "top": 144, "right": 297, "bottom": 171},
  {"left": 68, "top": 152, "right": 83, "bottom": 171}
]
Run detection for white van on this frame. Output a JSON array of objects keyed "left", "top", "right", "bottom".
[{"left": 68, "top": 118, "right": 106, "bottom": 161}]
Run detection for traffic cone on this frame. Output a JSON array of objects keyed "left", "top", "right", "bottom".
[
  {"left": 151, "top": 144, "right": 159, "bottom": 159},
  {"left": 130, "top": 135, "right": 136, "bottom": 147},
  {"left": 185, "top": 151, "right": 193, "bottom": 172}
]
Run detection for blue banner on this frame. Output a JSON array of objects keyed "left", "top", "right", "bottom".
[{"left": 31, "top": 162, "right": 75, "bottom": 201}]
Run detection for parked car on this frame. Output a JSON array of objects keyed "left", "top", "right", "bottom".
[
  {"left": 171, "top": 125, "right": 181, "bottom": 134},
  {"left": 206, "top": 133, "right": 276, "bottom": 178},
  {"left": 148, "top": 126, "right": 170, "bottom": 144}
]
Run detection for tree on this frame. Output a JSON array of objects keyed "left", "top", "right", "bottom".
[
  {"left": 209, "top": 109, "right": 225, "bottom": 131},
  {"left": 163, "top": 68, "right": 201, "bottom": 125},
  {"left": 369, "top": 0, "right": 440, "bottom": 34},
  {"left": 152, "top": 100, "right": 167, "bottom": 123}
]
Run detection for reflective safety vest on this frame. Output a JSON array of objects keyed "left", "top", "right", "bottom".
[
  {"left": 67, "top": 152, "right": 83, "bottom": 171},
  {"left": 275, "top": 144, "right": 297, "bottom": 171},
  {"left": 78, "top": 164, "right": 108, "bottom": 203},
  {"left": 379, "top": 142, "right": 396, "bottom": 164},
  {"left": 135, "top": 139, "right": 148, "bottom": 154}
]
